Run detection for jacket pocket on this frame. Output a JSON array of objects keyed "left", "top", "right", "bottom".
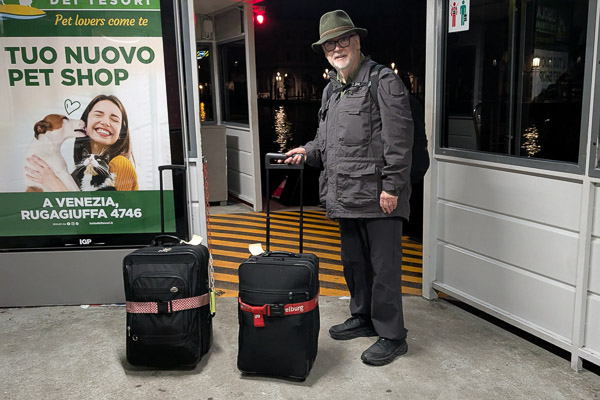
[
  {"left": 338, "top": 94, "right": 371, "bottom": 146},
  {"left": 318, "top": 169, "right": 328, "bottom": 205},
  {"left": 337, "top": 161, "right": 381, "bottom": 208}
]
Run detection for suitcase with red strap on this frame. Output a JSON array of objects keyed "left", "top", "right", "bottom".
[
  {"left": 122, "top": 165, "right": 213, "bottom": 367},
  {"left": 237, "top": 153, "right": 319, "bottom": 380}
]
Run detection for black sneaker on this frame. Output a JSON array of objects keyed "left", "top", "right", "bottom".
[
  {"left": 329, "top": 316, "right": 377, "bottom": 340},
  {"left": 361, "top": 337, "right": 408, "bottom": 366}
]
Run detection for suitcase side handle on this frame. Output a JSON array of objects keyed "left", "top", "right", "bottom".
[
  {"left": 158, "top": 165, "right": 186, "bottom": 234},
  {"left": 262, "top": 251, "right": 301, "bottom": 258},
  {"left": 151, "top": 234, "right": 182, "bottom": 246}
]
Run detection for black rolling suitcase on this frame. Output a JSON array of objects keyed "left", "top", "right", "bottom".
[
  {"left": 237, "top": 153, "right": 319, "bottom": 380},
  {"left": 123, "top": 165, "right": 213, "bottom": 367}
]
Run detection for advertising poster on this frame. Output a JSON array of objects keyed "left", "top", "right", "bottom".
[{"left": 0, "top": 0, "right": 176, "bottom": 245}]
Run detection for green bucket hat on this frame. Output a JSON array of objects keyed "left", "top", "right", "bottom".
[{"left": 311, "top": 10, "right": 368, "bottom": 52}]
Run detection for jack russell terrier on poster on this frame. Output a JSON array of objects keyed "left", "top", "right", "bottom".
[{"left": 24, "top": 114, "right": 87, "bottom": 192}]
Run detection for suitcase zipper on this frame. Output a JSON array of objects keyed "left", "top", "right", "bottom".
[
  {"left": 240, "top": 289, "right": 311, "bottom": 301},
  {"left": 127, "top": 326, "right": 138, "bottom": 341},
  {"left": 128, "top": 331, "right": 188, "bottom": 344},
  {"left": 127, "top": 316, "right": 192, "bottom": 344},
  {"left": 131, "top": 274, "right": 188, "bottom": 297},
  {"left": 240, "top": 260, "right": 317, "bottom": 295}
]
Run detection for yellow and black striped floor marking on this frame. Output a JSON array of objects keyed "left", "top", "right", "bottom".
[{"left": 208, "top": 209, "right": 423, "bottom": 297}]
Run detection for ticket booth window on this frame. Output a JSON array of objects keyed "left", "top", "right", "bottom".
[
  {"left": 442, "top": 0, "right": 589, "bottom": 165},
  {"left": 197, "top": 43, "right": 215, "bottom": 123},
  {"left": 219, "top": 39, "right": 249, "bottom": 125}
]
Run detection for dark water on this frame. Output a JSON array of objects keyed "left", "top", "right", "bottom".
[
  {"left": 258, "top": 100, "right": 321, "bottom": 206},
  {"left": 258, "top": 100, "right": 320, "bottom": 153}
]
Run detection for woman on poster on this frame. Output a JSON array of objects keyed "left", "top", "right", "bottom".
[{"left": 25, "top": 94, "right": 138, "bottom": 192}]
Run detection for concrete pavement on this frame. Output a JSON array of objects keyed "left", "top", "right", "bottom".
[{"left": 1, "top": 296, "right": 599, "bottom": 400}]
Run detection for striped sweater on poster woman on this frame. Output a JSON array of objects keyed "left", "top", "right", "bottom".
[{"left": 109, "top": 155, "right": 138, "bottom": 191}]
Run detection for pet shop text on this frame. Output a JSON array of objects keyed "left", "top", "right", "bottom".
[
  {"left": 54, "top": 14, "right": 149, "bottom": 28},
  {"left": 4, "top": 45, "right": 156, "bottom": 87}
]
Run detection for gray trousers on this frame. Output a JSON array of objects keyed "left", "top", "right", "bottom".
[{"left": 338, "top": 218, "right": 407, "bottom": 341}]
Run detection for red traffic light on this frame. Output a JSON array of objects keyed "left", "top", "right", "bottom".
[{"left": 253, "top": 5, "right": 266, "bottom": 25}]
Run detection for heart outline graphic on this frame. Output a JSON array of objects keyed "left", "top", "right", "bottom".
[{"left": 64, "top": 99, "right": 81, "bottom": 115}]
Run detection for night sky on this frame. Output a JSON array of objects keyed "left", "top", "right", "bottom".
[{"left": 255, "top": 0, "right": 427, "bottom": 84}]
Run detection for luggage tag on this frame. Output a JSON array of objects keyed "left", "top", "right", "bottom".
[
  {"left": 210, "top": 290, "right": 216, "bottom": 315},
  {"left": 249, "top": 243, "right": 265, "bottom": 256},
  {"left": 183, "top": 235, "right": 203, "bottom": 245}
]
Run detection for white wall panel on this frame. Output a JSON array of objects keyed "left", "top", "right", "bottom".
[
  {"left": 590, "top": 238, "right": 600, "bottom": 295},
  {"left": 438, "top": 163, "right": 582, "bottom": 232},
  {"left": 226, "top": 127, "right": 253, "bottom": 152},
  {"left": 585, "top": 293, "right": 600, "bottom": 352},
  {"left": 437, "top": 243, "right": 575, "bottom": 341},
  {"left": 593, "top": 185, "right": 600, "bottom": 237},
  {"left": 438, "top": 201, "right": 579, "bottom": 285},
  {"left": 226, "top": 148, "right": 253, "bottom": 175},
  {"left": 227, "top": 170, "right": 254, "bottom": 203},
  {"left": 225, "top": 127, "right": 254, "bottom": 203}
]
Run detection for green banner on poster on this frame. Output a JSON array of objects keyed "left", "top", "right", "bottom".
[
  {"left": 0, "top": 190, "right": 175, "bottom": 235},
  {"left": 0, "top": 0, "right": 162, "bottom": 37}
]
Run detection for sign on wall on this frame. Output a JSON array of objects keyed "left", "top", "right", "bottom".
[
  {"left": 531, "top": 49, "right": 569, "bottom": 101},
  {"left": 0, "top": 0, "right": 176, "bottom": 246},
  {"left": 448, "top": 0, "right": 470, "bottom": 33}
]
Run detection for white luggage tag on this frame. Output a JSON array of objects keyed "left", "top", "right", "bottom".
[
  {"left": 183, "top": 235, "right": 203, "bottom": 246},
  {"left": 210, "top": 290, "right": 216, "bottom": 315},
  {"left": 249, "top": 243, "right": 265, "bottom": 255}
]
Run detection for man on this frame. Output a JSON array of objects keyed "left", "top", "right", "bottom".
[{"left": 284, "top": 10, "right": 414, "bottom": 366}]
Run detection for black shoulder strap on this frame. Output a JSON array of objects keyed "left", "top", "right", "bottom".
[
  {"left": 325, "top": 82, "right": 333, "bottom": 103},
  {"left": 369, "top": 64, "right": 384, "bottom": 109},
  {"left": 324, "top": 63, "right": 384, "bottom": 107}
]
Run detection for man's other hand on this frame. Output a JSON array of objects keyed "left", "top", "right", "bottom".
[{"left": 380, "top": 191, "right": 398, "bottom": 214}]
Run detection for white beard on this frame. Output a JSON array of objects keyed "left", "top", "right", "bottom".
[{"left": 328, "top": 54, "right": 352, "bottom": 73}]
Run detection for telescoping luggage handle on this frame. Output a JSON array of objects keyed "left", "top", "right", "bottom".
[
  {"left": 264, "top": 153, "right": 304, "bottom": 253},
  {"left": 157, "top": 165, "right": 186, "bottom": 237},
  {"left": 155, "top": 164, "right": 217, "bottom": 317}
]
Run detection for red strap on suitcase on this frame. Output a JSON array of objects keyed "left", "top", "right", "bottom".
[
  {"left": 126, "top": 293, "right": 210, "bottom": 314},
  {"left": 238, "top": 295, "right": 319, "bottom": 328}
]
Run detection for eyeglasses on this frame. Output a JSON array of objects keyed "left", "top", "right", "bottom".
[{"left": 322, "top": 34, "right": 356, "bottom": 52}]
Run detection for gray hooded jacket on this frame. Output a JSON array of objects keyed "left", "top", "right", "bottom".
[{"left": 303, "top": 58, "right": 414, "bottom": 219}]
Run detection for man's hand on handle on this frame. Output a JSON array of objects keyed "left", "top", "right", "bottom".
[{"left": 282, "top": 147, "right": 307, "bottom": 165}]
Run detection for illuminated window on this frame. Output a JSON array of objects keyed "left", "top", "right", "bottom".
[{"left": 196, "top": 43, "right": 214, "bottom": 123}]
